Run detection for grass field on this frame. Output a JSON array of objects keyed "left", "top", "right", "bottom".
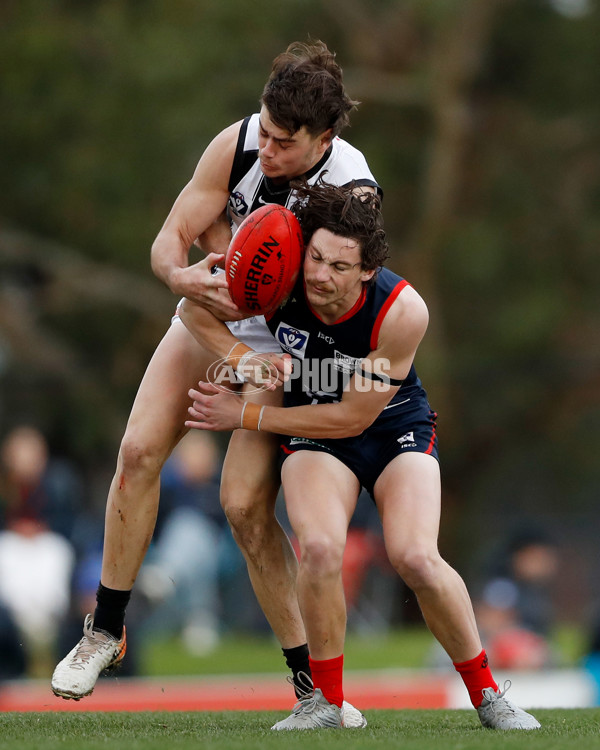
[
  {"left": 140, "top": 627, "right": 435, "bottom": 676},
  {"left": 1, "top": 709, "right": 600, "bottom": 750},
  {"left": 140, "top": 624, "right": 587, "bottom": 676}
]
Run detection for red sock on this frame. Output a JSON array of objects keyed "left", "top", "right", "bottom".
[
  {"left": 453, "top": 650, "right": 498, "bottom": 708},
  {"left": 309, "top": 654, "right": 344, "bottom": 708}
]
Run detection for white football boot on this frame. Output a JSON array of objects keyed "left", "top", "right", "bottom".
[
  {"left": 51, "top": 614, "right": 127, "bottom": 700},
  {"left": 341, "top": 699, "right": 368, "bottom": 728},
  {"left": 272, "top": 687, "right": 342, "bottom": 730},
  {"left": 477, "top": 681, "right": 541, "bottom": 730},
  {"left": 273, "top": 672, "right": 366, "bottom": 730}
]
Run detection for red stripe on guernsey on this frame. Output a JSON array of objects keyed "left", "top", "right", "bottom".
[
  {"left": 335, "top": 285, "right": 367, "bottom": 324},
  {"left": 305, "top": 282, "right": 368, "bottom": 325},
  {"left": 424, "top": 411, "right": 438, "bottom": 455},
  {"left": 281, "top": 444, "right": 295, "bottom": 455},
  {"left": 370, "top": 280, "right": 411, "bottom": 350}
]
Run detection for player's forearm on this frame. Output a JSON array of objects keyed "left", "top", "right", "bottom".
[
  {"left": 150, "top": 232, "right": 189, "bottom": 294},
  {"left": 256, "top": 401, "right": 372, "bottom": 439},
  {"left": 179, "top": 300, "right": 249, "bottom": 361}
]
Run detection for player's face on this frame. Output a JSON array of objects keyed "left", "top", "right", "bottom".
[
  {"left": 258, "top": 106, "right": 332, "bottom": 182},
  {"left": 303, "top": 228, "right": 375, "bottom": 321}
]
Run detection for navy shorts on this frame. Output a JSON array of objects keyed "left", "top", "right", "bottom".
[{"left": 279, "top": 394, "right": 438, "bottom": 499}]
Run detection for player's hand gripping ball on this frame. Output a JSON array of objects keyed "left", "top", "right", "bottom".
[{"left": 225, "top": 204, "right": 303, "bottom": 315}]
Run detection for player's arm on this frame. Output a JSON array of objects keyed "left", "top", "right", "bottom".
[
  {"left": 151, "top": 121, "right": 243, "bottom": 316},
  {"left": 179, "top": 299, "right": 292, "bottom": 389},
  {"left": 186, "top": 285, "right": 429, "bottom": 436}
]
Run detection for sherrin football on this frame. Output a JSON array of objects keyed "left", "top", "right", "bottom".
[{"left": 225, "top": 204, "right": 303, "bottom": 315}]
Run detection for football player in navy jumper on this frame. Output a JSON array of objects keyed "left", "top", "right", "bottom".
[{"left": 183, "top": 181, "right": 541, "bottom": 731}]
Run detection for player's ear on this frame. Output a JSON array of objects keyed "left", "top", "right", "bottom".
[
  {"left": 318, "top": 128, "right": 333, "bottom": 150},
  {"left": 360, "top": 268, "right": 376, "bottom": 284}
]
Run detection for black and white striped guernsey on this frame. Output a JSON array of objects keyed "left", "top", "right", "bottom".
[{"left": 226, "top": 114, "right": 380, "bottom": 233}]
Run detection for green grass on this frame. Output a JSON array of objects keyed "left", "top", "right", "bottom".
[
  {"left": 140, "top": 627, "right": 453, "bottom": 676},
  {"left": 140, "top": 624, "right": 586, "bottom": 677},
  {"left": 1, "top": 710, "right": 600, "bottom": 750}
]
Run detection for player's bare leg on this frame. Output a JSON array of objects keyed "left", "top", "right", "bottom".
[
  {"left": 374, "top": 452, "right": 540, "bottom": 729},
  {"left": 220, "top": 387, "right": 306, "bottom": 649},
  {"left": 270, "top": 451, "right": 364, "bottom": 730},
  {"left": 52, "top": 321, "right": 215, "bottom": 699},
  {"left": 374, "top": 452, "right": 481, "bottom": 662},
  {"left": 282, "top": 452, "right": 359, "bottom": 660},
  {"left": 102, "top": 321, "right": 216, "bottom": 590}
]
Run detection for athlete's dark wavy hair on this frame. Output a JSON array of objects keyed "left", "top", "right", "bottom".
[
  {"left": 290, "top": 178, "right": 390, "bottom": 273},
  {"left": 261, "top": 40, "right": 358, "bottom": 138}
]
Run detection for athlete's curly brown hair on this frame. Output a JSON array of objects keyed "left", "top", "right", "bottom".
[
  {"left": 290, "top": 178, "right": 390, "bottom": 272},
  {"left": 261, "top": 40, "right": 358, "bottom": 138}
]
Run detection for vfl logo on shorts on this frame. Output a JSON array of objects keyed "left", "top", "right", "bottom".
[
  {"left": 275, "top": 323, "right": 309, "bottom": 358},
  {"left": 397, "top": 432, "right": 417, "bottom": 448}
]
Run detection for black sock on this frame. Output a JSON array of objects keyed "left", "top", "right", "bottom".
[
  {"left": 282, "top": 644, "right": 311, "bottom": 698},
  {"left": 93, "top": 583, "right": 131, "bottom": 639}
]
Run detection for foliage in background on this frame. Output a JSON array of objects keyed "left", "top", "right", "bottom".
[{"left": 1, "top": 0, "right": 599, "bottom": 611}]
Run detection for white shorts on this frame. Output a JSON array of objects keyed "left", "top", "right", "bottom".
[
  {"left": 172, "top": 300, "right": 281, "bottom": 354},
  {"left": 225, "top": 316, "right": 280, "bottom": 353}
]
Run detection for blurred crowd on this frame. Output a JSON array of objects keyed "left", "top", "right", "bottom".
[
  {"left": 473, "top": 528, "right": 560, "bottom": 670},
  {"left": 0, "top": 425, "right": 250, "bottom": 678},
  {"left": 0, "top": 422, "right": 598, "bottom": 681}
]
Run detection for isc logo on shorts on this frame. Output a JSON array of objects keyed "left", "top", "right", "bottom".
[{"left": 275, "top": 323, "right": 309, "bottom": 358}]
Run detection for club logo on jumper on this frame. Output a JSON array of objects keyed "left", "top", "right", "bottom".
[
  {"left": 397, "top": 431, "right": 417, "bottom": 448},
  {"left": 275, "top": 323, "right": 309, "bottom": 358},
  {"left": 229, "top": 191, "right": 248, "bottom": 216},
  {"left": 333, "top": 350, "right": 360, "bottom": 374}
]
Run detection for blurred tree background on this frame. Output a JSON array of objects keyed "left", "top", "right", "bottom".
[{"left": 1, "top": 0, "right": 599, "bottom": 628}]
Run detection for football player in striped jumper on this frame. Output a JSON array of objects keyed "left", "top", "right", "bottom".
[{"left": 52, "top": 40, "right": 373, "bottom": 727}]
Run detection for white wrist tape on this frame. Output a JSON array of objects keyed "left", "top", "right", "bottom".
[
  {"left": 257, "top": 406, "right": 265, "bottom": 431},
  {"left": 235, "top": 350, "right": 256, "bottom": 380}
]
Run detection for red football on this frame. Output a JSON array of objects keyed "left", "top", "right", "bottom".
[{"left": 226, "top": 204, "right": 303, "bottom": 315}]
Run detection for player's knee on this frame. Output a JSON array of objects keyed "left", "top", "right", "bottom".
[
  {"left": 223, "top": 502, "right": 271, "bottom": 553},
  {"left": 118, "top": 431, "right": 165, "bottom": 480},
  {"left": 389, "top": 546, "right": 441, "bottom": 592},
  {"left": 221, "top": 475, "right": 279, "bottom": 541},
  {"left": 298, "top": 535, "right": 345, "bottom": 578}
]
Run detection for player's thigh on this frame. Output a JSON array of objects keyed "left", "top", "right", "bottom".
[
  {"left": 124, "top": 321, "right": 217, "bottom": 456},
  {"left": 220, "top": 386, "right": 283, "bottom": 513},
  {"left": 282, "top": 450, "right": 360, "bottom": 546},
  {"left": 373, "top": 452, "right": 442, "bottom": 554}
]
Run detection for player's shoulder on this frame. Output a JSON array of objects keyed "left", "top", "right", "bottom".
[
  {"left": 379, "top": 274, "right": 428, "bottom": 337},
  {"left": 192, "top": 118, "right": 247, "bottom": 183},
  {"left": 211, "top": 118, "right": 247, "bottom": 148},
  {"left": 329, "top": 136, "right": 370, "bottom": 167},
  {"left": 331, "top": 134, "right": 367, "bottom": 157},
  {"left": 324, "top": 136, "right": 378, "bottom": 185}
]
